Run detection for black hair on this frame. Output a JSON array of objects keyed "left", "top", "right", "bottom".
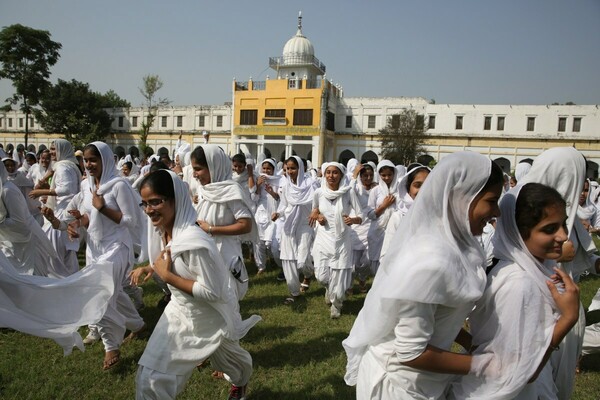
[
  {"left": 232, "top": 153, "right": 246, "bottom": 165},
  {"left": 27, "top": 144, "right": 36, "bottom": 153},
  {"left": 83, "top": 144, "right": 101, "bottom": 157},
  {"left": 301, "top": 158, "right": 308, "bottom": 170},
  {"left": 140, "top": 169, "right": 175, "bottom": 201},
  {"left": 406, "top": 166, "right": 430, "bottom": 192},
  {"left": 25, "top": 153, "right": 37, "bottom": 162},
  {"left": 16, "top": 144, "right": 25, "bottom": 152},
  {"left": 480, "top": 160, "right": 504, "bottom": 193},
  {"left": 378, "top": 165, "right": 395, "bottom": 175},
  {"left": 406, "top": 163, "right": 422, "bottom": 171},
  {"left": 190, "top": 146, "right": 208, "bottom": 168},
  {"left": 149, "top": 161, "right": 169, "bottom": 172},
  {"left": 515, "top": 182, "right": 566, "bottom": 240},
  {"left": 359, "top": 164, "right": 374, "bottom": 177},
  {"left": 124, "top": 161, "right": 133, "bottom": 170},
  {"left": 285, "top": 156, "right": 299, "bottom": 168}
]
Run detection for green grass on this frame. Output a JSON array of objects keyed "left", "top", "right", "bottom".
[{"left": 1, "top": 256, "right": 599, "bottom": 399}]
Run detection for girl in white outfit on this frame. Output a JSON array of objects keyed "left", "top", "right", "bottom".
[
  {"left": 310, "top": 162, "right": 363, "bottom": 318},
  {"left": 191, "top": 145, "right": 256, "bottom": 301},
  {"left": 29, "top": 139, "right": 81, "bottom": 276},
  {"left": 273, "top": 156, "right": 317, "bottom": 304},
  {"left": 132, "top": 169, "right": 260, "bottom": 400},
  {"left": 450, "top": 182, "right": 580, "bottom": 399},
  {"left": 343, "top": 152, "right": 504, "bottom": 400}
]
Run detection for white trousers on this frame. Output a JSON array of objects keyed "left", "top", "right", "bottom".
[
  {"left": 135, "top": 338, "right": 252, "bottom": 400},
  {"left": 315, "top": 267, "right": 353, "bottom": 308},
  {"left": 352, "top": 249, "right": 370, "bottom": 281},
  {"left": 582, "top": 322, "right": 600, "bottom": 356}
]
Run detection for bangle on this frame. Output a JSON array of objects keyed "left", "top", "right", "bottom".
[
  {"left": 549, "top": 343, "right": 560, "bottom": 351},
  {"left": 98, "top": 204, "right": 106, "bottom": 212},
  {"left": 208, "top": 225, "right": 213, "bottom": 235}
]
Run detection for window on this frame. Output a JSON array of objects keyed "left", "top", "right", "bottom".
[
  {"left": 455, "top": 116, "right": 463, "bottom": 130},
  {"left": 8, "top": 118, "right": 12, "bottom": 127},
  {"left": 161, "top": 116, "right": 167, "bottom": 127},
  {"left": 19, "top": 118, "right": 23, "bottom": 128},
  {"left": 573, "top": 117, "right": 581, "bottom": 132},
  {"left": 0, "top": 118, "right": 2, "bottom": 127},
  {"left": 526, "top": 117, "right": 535, "bottom": 132},
  {"left": 428, "top": 115, "right": 436, "bottom": 129},
  {"left": 265, "top": 109, "right": 285, "bottom": 118},
  {"left": 118, "top": 116, "right": 124, "bottom": 128},
  {"left": 240, "top": 110, "right": 258, "bottom": 125},
  {"left": 293, "top": 109, "right": 313, "bottom": 126},
  {"left": 484, "top": 116, "right": 491, "bottom": 130},
  {"left": 345, "top": 115, "right": 352, "bottom": 128},
  {"left": 199, "top": 115, "right": 205, "bottom": 127},
  {"left": 176, "top": 116, "right": 183, "bottom": 127},
  {"left": 390, "top": 115, "right": 400, "bottom": 129},
  {"left": 497, "top": 116, "right": 505, "bottom": 131},
  {"left": 132, "top": 116, "right": 138, "bottom": 127},
  {"left": 29, "top": 117, "right": 34, "bottom": 126},
  {"left": 326, "top": 111, "right": 335, "bottom": 131},
  {"left": 416, "top": 115, "right": 424, "bottom": 130},
  {"left": 558, "top": 117, "right": 566, "bottom": 132},
  {"left": 147, "top": 115, "right": 152, "bottom": 125},
  {"left": 216, "top": 115, "right": 223, "bottom": 127},
  {"left": 368, "top": 115, "right": 376, "bottom": 129}
]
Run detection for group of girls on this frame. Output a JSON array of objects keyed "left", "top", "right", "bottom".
[
  {"left": 2, "top": 138, "right": 600, "bottom": 400},
  {"left": 344, "top": 147, "right": 600, "bottom": 400}
]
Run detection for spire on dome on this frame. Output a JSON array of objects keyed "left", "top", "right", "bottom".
[{"left": 297, "top": 11, "right": 303, "bottom": 36}]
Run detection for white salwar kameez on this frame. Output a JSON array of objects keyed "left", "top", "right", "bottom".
[
  {"left": 277, "top": 156, "right": 316, "bottom": 297},
  {"left": 312, "top": 163, "right": 363, "bottom": 311},
  {"left": 343, "top": 152, "right": 492, "bottom": 400},
  {"left": 136, "top": 171, "right": 260, "bottom": 400}
]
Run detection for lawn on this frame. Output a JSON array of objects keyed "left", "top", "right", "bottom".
[{"left": 1, "top": 258, "right": 599, "bottom": 399}]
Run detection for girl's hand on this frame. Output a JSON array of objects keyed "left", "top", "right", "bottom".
[
  {"left": 271, "top": 212, "right": 279, "bottom": 222},
  {"left": 317, "top": 214, "right": 327, "bottom": 226},
  {"left": 382, "top": 194, "right": 396, "bottom": 208},
  {"left": 92, "top": 189, "right": 105, "bottom": 211},
  {"left": 557, "top": 240, "right": 575, "bottom": 262},
  {"left": 343, "top": 215, "right": 356, "bottom": 226},
  {"left": 153, "top": 249, "right": 173, "bottom": 282},
  {"left": 67, "top": 219, "right": 80, "bottom": 240},
  {"left": 193, "top": 195, "right": 199, "bottom": 204},
  {"left": 308, "top": 209, "right": 319, "bottom": 227},
  {"left": 29, "top": 189, "right": 44, "bottom": 199},
  {"left": 257, "top": 175, "right": 266, "bottom": 186},
  {"left": 197, "top": 220, "right": 212, "bottom": 234},
  {"left": 247, "top": 164, "right": 254, "bottom": 176},
  {"left": 41, "top": 206, "right": 55, "bottom": 221},
  {"left": 353, "top": 163, "right": 363, "bottom": 180},
  {"left": 129, "top": 266, "right": 154, "bottom": 286},
  {"left": 68, "top": 209, "right": 82, "bottom": 220},
  {"left": 547, "top": 267, "right": 580, "bottom": 325}
]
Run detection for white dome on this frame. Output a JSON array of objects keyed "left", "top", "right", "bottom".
[{"left": 283, "top": 29, "right": 314, "bottom": 58}]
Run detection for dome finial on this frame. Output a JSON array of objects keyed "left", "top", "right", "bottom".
[{"left": 297, "top": 11, "right": 302, "bottom": 34}]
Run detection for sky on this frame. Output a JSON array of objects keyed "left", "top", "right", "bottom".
[{"left": 1, "top": 0, "right": 599, "bottom": 107}]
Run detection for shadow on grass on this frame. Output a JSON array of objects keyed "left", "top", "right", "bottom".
[
  {"left": 251, "top": 331, "right": 349, "bottom": 368},
  {"left": 249, "top": 373, "right": 355, "bottom": 399}
]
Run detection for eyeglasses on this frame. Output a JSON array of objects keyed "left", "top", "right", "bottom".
[{"left": 139, "top": 198, "right": 166, "bottom": 210}]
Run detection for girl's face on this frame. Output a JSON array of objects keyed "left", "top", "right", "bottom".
[
  {"left": 122, "top": 165, "right": 131, "bottom": 176},
  {"left": 50, "top": 144, "right": 57, "bottom": 161},
  {"left": 191, "top": 158, "right": 211, "bottom": 185},
  {"left": 523, "top": 204, "right": 568, "bottom": 262},
  {"left": 40, "top": 152, "right": 51, "bottom": 168},
  {"left": 379, "top": 167, "right": 395, "bottom": 187},
  {"left": 286, "top": 160, "right": 299, "bottom": 182},
  {"left": 83, "top": 148, "right": 103, "bottom": 180},
  {"left": 26, "top": 155, "right": 36, "bottom": 166},
  {"left": 579, "top": 180, "right": 589, "bottom": 206},
  {"left": 232, "top": 160, "right": 246, "bottom": 174},
  {"left": 3, "top": 160, "right": 16, "bottom": 173},
  {"left": 325, "top": 166, "right": 342, "bottom": 190},
  {"left": 261, "top": 162, "right": 274, "bottom": 176},
  {"left": 468, "top": 183, "right": 502, "bottom": 236},
  {"left": 360, "top": 168, "right": 374, "bottom": 188},
  {"left": 140, "top": 186, "right": 175, "bottom": 231},
  {"left": 509, "top": 177, "right": 517, "bottom": 188},
  {"left": 408, "top": 170, "right": 429, "bottom": 199}
]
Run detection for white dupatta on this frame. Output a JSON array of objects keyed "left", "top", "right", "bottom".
[
  {"left": 283, "top": 155, "right": 315, "bottom": 236},
  {"left": 47, "top": 139, "right": 81, "bottom": 212}
]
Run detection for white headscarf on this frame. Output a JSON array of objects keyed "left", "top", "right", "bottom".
[
  {"left": 395, "top": 164, "right": 407, "bottom": 183},
  {"left": 47, "top": 139, "right": 81, "bottom": 211},
  {"left": 343, "top": 151, "right": 492, "bottom": 385},
  {"left": 321, "top": 162, "right": 352, "bottom": 240},
  {"left": 519, "top": 147, "right": 595, "bottom": 259},
  {"left": 354, "top": 161, "right": 378, "bottom": 197},
  {"left": 2, "top": 157, "right": 32, "bottom": 188},
  {"left": 258, "top": 158, "right": 281, "bottom": 185},
  {"left": 453, "top": 183, "right": 559, "bottom": 398},
  {"left": 396, "top": 165, "right": 430, "bottom": 215},
  {"left": 577, "top": 179, "right": 596, "bottom": 221},
  {"left": 146, "top": 170, "right": 260, "bottom": 339},
  {"left": 374, "top": 160, "right": 399, "bottom": 228},
  {"left": 283, "top": 155, "right": 315, "bottom": 236},
  {"left": 0, "top": 162, "right": 8, "bottom": 222},
  {"left": 346, "top": 158, "right": 359, "bottom": 181},
  {"left": 514, "top": 161, "right": 531, "bottom": 182}
]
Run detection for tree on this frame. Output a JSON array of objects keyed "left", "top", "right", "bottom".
[
  {"left": 379, "top": 109, "right": 428, "bottom": 166},
  {"left": 98, "top": 89, "right": 131, "bottom": 108},
  {"left": 35, "top": 79, "right": 112, "bottom": 149},
  {"left": 0, "top": 24, "right": 62, "bottom": 147},
  {"left": 138, "top": 74, "right": 169, "bottom": 153}
]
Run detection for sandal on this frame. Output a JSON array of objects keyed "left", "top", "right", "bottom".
[
  {"left": 123, "top": 323, "right": 147, "bottom": 344},
  {"left": 211, "top": 370, "right": 225, "bottom": 379},
  {"left": 283, "top": 297, "right": 296, "bottom": 305},
  {"left": 300, "top": 278, "right": 310, "bottom": 293},
  {"left": 103, "top": 349, "right": 121, "bottom": 371}
]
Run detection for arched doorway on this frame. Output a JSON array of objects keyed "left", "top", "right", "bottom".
[
  {"left": 114, "top": 146, "right": 126, "bottom": 159},
  {"left": 417, "top": 154, "right": 435, "bottom": 167},
  {"left": 128, "top": 146, "right": 140, "bottom": 158},
  {"left": 586, "top": 160, "right": 599, "bottom": 180},
  {"left": 338, "top": 149, "right": 356, "bottom": 166},
  {"left": 361, "top": 150, "right": 378, "bottom": 164}
]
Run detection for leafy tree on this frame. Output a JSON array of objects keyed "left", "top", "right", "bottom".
[
  {"left": 379, "top": 109, "right": 428, "bottom": 166},
  {"left": 138, "top": 74, "right": 169, "bottom": 153},
  {"left": 0, "top": 24, "right": 61, "bottom": 147},
  {"left": 35, "top": 79, "right": 112, "bottom": 149},
  {"left": 98, "top": 89, "right": 131, "bottom": 108}
]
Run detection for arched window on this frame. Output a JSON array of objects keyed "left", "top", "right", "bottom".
[
  {"left": 361, "top": 150, "right": 379, "bottom": 164},
  {"left": 338, "top": 149, "right": 356, "bottom": 167},
  {"left": 586, "top": 160, "right": 599, "bottom": 180},
  {"left": 493, "top": 157, "right": 511, "bottom": 174}
]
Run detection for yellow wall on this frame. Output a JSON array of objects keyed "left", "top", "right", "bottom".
[{"left": 233, "top": 79, "right": 323, "bottom": 136}]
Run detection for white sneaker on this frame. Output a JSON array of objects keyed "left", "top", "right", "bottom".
[
  {"left": 324, "top": 289, "right": 332, "bottom": 305},
  {"left": 83, "top": 330, "right": 100, "bottom": 345},
  {"left": 330, "top": 304, "right": 341, "bottom": 319}
]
